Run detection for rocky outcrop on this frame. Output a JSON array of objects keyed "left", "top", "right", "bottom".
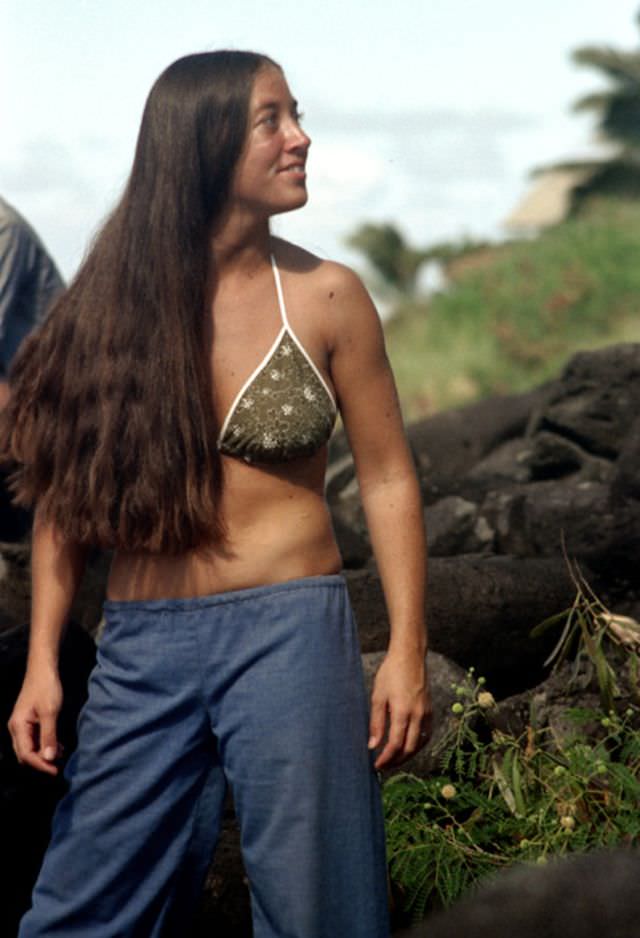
[
  {"left": 348, "top": 557, "right": 574, "bottom": 694},
  {"left": 399, "top": 848, "right": 640, "bottom": 938},
  {"left": 333, "top": 344, "right": 640, "bottom": 698}
]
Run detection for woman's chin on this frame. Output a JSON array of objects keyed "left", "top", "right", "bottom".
[{"left": 273, "top": 189, "right": 309, "bottom": 216}]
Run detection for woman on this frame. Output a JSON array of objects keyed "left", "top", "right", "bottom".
[{"left": 4, "top": 51, "right": 431, "bottom": 938}]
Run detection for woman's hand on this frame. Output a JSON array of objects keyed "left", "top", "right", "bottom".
[
  {"left": 9, "top": 518, "right": 87, "bottom": 776},
  {"left": 368, "top": 648, "right": 432, "bottom": 770},
  {"left": 8, "top": 664, "right": 64, "bottom": 775}
]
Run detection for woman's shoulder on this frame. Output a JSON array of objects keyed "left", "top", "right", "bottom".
[
  {"left": 272, "top": 237, "right": 367, "bottom": 299},
  {"left": 272, "top": 238, "right": 380, "bottom": 349}
]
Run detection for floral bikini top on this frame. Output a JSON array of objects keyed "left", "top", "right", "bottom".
[{"left": 217, "top": 256, "right": 337, "bottom": 464}]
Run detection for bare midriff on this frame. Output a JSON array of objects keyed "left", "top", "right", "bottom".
[{"left": 106, "top": 448, "right": 342, "bottom": 601}]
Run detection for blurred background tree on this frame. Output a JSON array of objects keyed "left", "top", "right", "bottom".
[
  {"left": 536, "top": 8, "right": 640, "bottom": 209},
  {"left": 346, "top": 222, "right": 428, "bottom": 296},
  {"left": 347, "top": 222, "right": 488, "bottom": 296}
]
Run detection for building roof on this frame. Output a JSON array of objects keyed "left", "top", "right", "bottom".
[{"left": 504, "top": 168, "right": 597, "bottom": 233}]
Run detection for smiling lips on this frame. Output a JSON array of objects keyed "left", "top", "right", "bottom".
[{"left": 278, "top": 162, "right": 306, "bottom": 177}]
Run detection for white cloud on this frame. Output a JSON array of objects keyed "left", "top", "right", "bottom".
[{"left": 0, "top": 134, "right": 130, "bottom": 278}]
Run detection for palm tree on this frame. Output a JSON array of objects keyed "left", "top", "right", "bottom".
[{"left": 535, "top": 9, "right": 640, "bottom": 209}]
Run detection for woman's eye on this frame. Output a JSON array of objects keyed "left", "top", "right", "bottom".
[{"left": 294, "top": 110, "right": 305, "bottom": 125}]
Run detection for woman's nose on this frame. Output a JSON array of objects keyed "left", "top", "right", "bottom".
[{"left": 288, "top": 122, "right": 311, "bottom": 152}]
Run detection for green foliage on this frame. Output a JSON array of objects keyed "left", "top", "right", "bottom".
[
  {"left": 571, "top": 37, "right": 640, "bottom": 152},
  {"left": 346, "top": 222, "right": 428, "bottom": 296},
  {"left": 383, "top": 594, "right": 640, "bottom": 922},
  {"left": 383, "top": 199, "right": 640, "bottom": 417}
]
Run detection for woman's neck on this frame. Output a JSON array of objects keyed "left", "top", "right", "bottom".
[{"left": 211, "top": 211, "right": 272, "bottom": 275}]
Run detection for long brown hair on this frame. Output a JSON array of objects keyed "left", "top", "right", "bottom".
[{"left": 0, "top": 50, "right": 276, "bottom": 553}]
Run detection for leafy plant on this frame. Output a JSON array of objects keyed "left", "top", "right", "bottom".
[
  {"left": 383, "top": 589, "right": 640, "bottom": 923},
  {"left": 532, "top": 553, "right": 640, "bottom": 712}
]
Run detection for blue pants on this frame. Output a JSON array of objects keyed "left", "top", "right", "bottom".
[{"left": 19, "top": 575, "right": 390, "bottom": 937}]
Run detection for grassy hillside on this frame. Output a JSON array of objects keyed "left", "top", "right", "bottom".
[{"left": 384, "top": 199, "right": 640, "bottom": 418}]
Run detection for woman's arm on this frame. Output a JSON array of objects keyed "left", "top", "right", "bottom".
[
  {"left": 326, "top": 264, "right": 431, "bottom": 770},
  {"left": 8, "top": 513, "right": 88, "bottom": 775}
]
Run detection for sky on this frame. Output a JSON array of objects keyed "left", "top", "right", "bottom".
[{"left": 1, "top": 0, "right": 639, "bottom": 283}]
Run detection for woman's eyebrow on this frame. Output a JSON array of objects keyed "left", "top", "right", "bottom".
[{"left": 254, "top": 97, "right": 299, "bottom": 113}]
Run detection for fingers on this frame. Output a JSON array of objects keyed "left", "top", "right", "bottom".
[
  {"left": 8, "top": 709, "right": 61, "bottom": 776},
  {"left": 368, "top": 695, "right": 387, "bottom": 751},
  {"left": 39, "top": 711, "right": 60, "bottom": 764},
  {"left": 373, "top": 705, "right": 433, "bottom": 771},
  {"left": 404, "top": 714, "right": 426, "bottom": 758},
  {"left": 374, "top": 709, "right": 410, "bottom": 770}
]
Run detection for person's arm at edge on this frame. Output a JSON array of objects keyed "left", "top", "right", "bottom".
[
  {"left": 0, "top": 218, "right": 25, "bottom": 341},
  {"left": 0, "top": 219, "right": 26, "bottom": 408},
  {"left": 325, "top": 263, "right": 432, "bottom": 770},
  {"left": 8, "top": 512, "right": 88, "bottom": 775}
]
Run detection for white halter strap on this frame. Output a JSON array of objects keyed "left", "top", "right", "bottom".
[{"left": 270, "top": 254, "right": 290, "bottom": 330}]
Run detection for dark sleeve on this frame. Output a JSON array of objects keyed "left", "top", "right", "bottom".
[{"left": 0, "top": 218, "right": 28, "bottom": 342}]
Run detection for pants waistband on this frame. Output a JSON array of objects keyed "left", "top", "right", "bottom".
[{"left": 103, "top": 573, "right": 346, "bottom": 615}]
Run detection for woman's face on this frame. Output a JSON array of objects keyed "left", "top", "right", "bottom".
[{"left": 230, "top": 66, "right": 311, "bottom": 218}]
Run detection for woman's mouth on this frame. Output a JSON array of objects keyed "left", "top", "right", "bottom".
[{"left": 279, "top": 163, "right": 306, "bottom": 177}]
